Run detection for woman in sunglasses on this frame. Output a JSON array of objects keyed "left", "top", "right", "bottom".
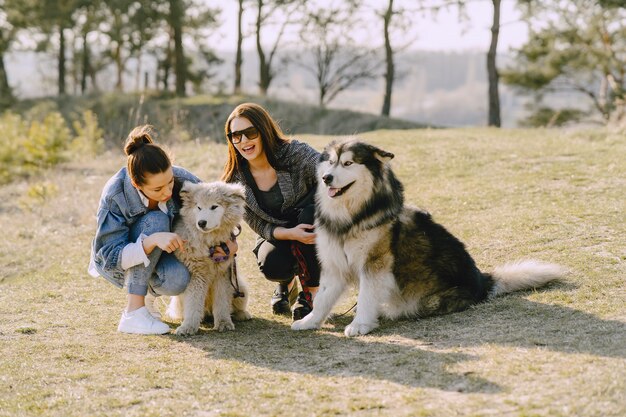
[{"left": 222, "top": 103, "right": 321, "bottom": 320}]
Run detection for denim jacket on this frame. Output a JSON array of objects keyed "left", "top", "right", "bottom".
[{"left": 88, "top": 166, "right": 200, "bottom": 288}]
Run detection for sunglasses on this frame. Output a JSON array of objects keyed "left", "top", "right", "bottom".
[{"left": 227, "top": 126, "right": 260, "bottom": 144}]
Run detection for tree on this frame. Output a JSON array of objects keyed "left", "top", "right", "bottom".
[
  {"left": 169, "top": 0, "right": 186, "bottom": 96},
  {"left": 233, "top": 0, "right": 245, "bottom": 94},
  {"left": 381, "top": 0, "right": 395, "bottom": 117},
  {"left": 32, "top": 0, "right": 84, "bottom": 96},
  {"left": 376, "top": 0, "right": 415, "bottom": 117},
  {"left": 255, "top": 0, "right": 303, "bottom": 95},
  {"left": 0, "top": 0, "right": 22, "bottom": 107},
  {"left": 298, "top": 1, "right": 380, "bottom": 107},
  {"left": 75, "top": 2, "right": 100, "bottom": 94},
  {"left": 487, "top": 0, "right": 501, "bottom": 127},
  {"left": 502, "top": 0, "right": 626, "bottom": 124},
  {"left": 98, "top": 0, "right": 160, "bottom": 92},
  {"left": 154, "top": 0, "right": 220, "bottom": 96},
  {"left": 442, "top": 0, "right": 509, "bottom": 127},
  {"left": 0, "top": 33, "right": 12, "bottom": 107}
]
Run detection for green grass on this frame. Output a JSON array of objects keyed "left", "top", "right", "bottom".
[{"left": 1, "top": 128, "right": 625, "bottom": 416}]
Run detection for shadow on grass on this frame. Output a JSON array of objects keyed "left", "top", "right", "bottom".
[
  {"left": 169, "top": 290, "right": 625, "bottom": 391},
  {"left": 388, "top": 296, "right": 626, "bottom": 359},
  {"left": 168, "top": 316, "right": 501, "bottom": 393}
]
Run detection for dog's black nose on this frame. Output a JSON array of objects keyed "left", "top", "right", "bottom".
[
  {"left": 322, "top": 174, "right": 333, "bottom": 185},
  {"left": 197, "top": 220, "right": 207, "bottom": 228}
]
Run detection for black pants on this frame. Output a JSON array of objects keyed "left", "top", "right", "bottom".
[
  {"left": 252, "top": 203, "right": 320, "bottom": 287},
  {"left": 253, "top": 238, "right": 320, "bottom": 287}
]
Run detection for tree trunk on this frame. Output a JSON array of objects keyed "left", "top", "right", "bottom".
[
  {"left": 234, "top": 0, "right": 244, "bottom": 95},
  {"left": 0, "top": 53, "right": 12, "bottom": 107},
  {"left": 256, "top": 0, "right": 269, "bottom": 96},
  {"left": 89, "top": 60, "right": 99, "bottom": 92},
  {"left": 58, "top": 25, "right": 66, "bottom": 96},
  {"left": 81, "top": 30, "right": 89, "bottom": 95},
  {"left": 170, "top": 0, "right": 186, "bottom": 97},
  {"left": 381, "top": 0, "right": 394, "bottom": 117},
  {"left": 135, "top": 49, "right": 143, "bottom": 92},
  {"left": 487, "top": 0, "right": 501, "bottom": 127},
  {"left": 162, "top": 37, "right": 173, "bottom": 92},
  {"left": 115, "top": 43, "right": 123, "bottom": 91},
  {"left": 71, "top": 35, "right": 79, "bottom": 95}
]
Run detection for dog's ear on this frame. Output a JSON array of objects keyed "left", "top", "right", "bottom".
[
  {"left": 375, "top": 149, "right": 394, "bottom": 162},
  {"left": 367, "top": 144, "right": 394, "bottom": 163},
  {"left": 228, "top": 182, "right": 246, "bottom": 201},
  {"left": 179, "top": 181, "right": 195, "bottom": 204}
]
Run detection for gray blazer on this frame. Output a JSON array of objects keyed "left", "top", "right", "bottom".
[{"left": 230, "top": 140, "right": 320, "bottom": 241}]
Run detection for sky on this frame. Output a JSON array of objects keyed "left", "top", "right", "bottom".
[{"left": 214, "top": 0, "right": 529, "bottom": 53}]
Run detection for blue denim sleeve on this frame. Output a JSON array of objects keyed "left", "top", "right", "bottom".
[{"left": 93, "top": 203, "right": 131, "bottom": 277}]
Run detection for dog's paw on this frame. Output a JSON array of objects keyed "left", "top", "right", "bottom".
[
  {"left": 214, "top": 319, "right": 235, "bottom": 332},
  {"left": 175, "top": 323, "right": 199, "bottom": 336},
  {"left": 344, "top": 321, "right": 377, "bottom": 337},
  {"left": 232, "top": 310, "right": 252, "bottom": 321},
  {"left": 291, "top": 316, "right": 321, "bottom": 331}
]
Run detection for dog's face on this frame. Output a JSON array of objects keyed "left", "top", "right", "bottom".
[
  {"left": 319, "top": 139, "right": 394, "bottom": 201},
  {"left": 180, "top": 181, "right": 245, "bottom": 233}
]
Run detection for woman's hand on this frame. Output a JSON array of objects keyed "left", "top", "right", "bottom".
[
  {"left": 211, "top": 238, "right": 239, "bottom": 261},
  {"left": 143, "top": 232, "right": 185, "bottom": 254},
  {"left": 274, "top": 224, "right": 316, "bottom": 245}
]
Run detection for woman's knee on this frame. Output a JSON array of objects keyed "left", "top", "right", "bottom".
[
  {"left": 258, "top": 254, "right": 294, "bottom": 282},
  {"left": 152, "top": 256, "right": 191, "bottom": 295},
  {"left": 154, "top": 270, "right": 190, "bottom": 295},
  {"left": 136, "top": 211, "right": 170, "bottom": 235}
]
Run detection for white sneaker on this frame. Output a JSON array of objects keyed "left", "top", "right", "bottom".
[
  {"left": 117, "top": 307, "right": 170, "bottom": 335},
  {"left": 145, "top": 293, "right": 162, "bottom": 319}
]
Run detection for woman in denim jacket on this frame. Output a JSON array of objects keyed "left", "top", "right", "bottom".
[{"left": 89, "top": 125, "right": 231, "bottom": 334}]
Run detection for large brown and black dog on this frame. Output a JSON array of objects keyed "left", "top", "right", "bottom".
[{"left": 292, "top": 138, "right": 566, "bottom": 336}]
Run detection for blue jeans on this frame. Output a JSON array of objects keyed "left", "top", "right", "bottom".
[{"left": 126, "top": 211, "right": 190, "bottom": 296}]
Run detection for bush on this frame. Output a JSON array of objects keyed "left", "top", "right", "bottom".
[
  {"left": 520, "top": 107, "right": 587, "bottom": 127},
  {"left": 0, "top": 110, "right": 104, "bottom": 184},
  {"left": 23, "top": 112, "right": 71, "bottom": 168},
  {"left": 71, "top": 110, "right": 105, "bottom": 157},
  {"left": 0, "top": 112, "right": 28, "bottom": 183}
]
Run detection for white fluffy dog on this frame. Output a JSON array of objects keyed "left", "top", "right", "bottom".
[{"left": 166, "top": 181, "right": 251, "bottom": 336}]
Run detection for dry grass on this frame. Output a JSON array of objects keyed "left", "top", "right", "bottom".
[{"left": 0, "top": 128, "right": 624, "bottom": 417}]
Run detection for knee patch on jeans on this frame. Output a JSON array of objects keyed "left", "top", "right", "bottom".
[
  {"left": 137, "top": 210, "right": 170, "bottom": 234},
  {"left": 152, "top": 270, "right": 190, "bottom": 296},
  {"left": 151, "top": 255, "right": 191, "bottom": 296}
]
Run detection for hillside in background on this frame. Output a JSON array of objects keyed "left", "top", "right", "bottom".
[
  {"left": 6, "top": 49, "right": 543, "bottom": 128},
  {"left": 12, "top": 93, "right": 427, "bottom": 145}
]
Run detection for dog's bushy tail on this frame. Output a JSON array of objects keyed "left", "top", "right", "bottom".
[{"left": 489, "top": 260, "right": 567, "bottom": 298}]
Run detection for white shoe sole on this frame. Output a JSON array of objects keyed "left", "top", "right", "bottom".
[{"left": 117, "top": 324, "right": 170, "bottom": 335}]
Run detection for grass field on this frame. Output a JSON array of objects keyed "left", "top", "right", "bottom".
[{"left": 0, "top": 128, "right": 624, "bottom": 417}]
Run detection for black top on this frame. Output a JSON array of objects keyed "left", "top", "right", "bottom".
[
  {"left": 230, "top": 140, "right": 320, "bottom": 241},
  {"left": 255, "top": 182, "right": 284, "bottom": 218}
]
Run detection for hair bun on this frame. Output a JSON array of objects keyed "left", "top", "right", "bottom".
[{"left": 124, "top": 125, "right": 156, "bottom": 156}]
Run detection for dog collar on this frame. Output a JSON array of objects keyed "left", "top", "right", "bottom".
[{"left": 208, "top": 225, "right": 241, "bottom": 263}]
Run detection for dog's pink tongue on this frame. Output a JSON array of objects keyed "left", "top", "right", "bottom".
[{"left": 328, "top": 187, "right": 339, "bottom": 197}]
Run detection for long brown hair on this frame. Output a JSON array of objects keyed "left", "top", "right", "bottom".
[
  {"left": 221, "top": 103, "right": 289, "bottom": 182},
  {"left": 123, "top": 125, "right": 171, "bottom": 186}
]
